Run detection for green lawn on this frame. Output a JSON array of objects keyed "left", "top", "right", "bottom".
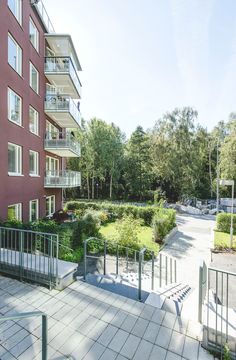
[
  {"left": 99, "top": 222, "right": 159, "bottom": 254},
  {"left": 214, "top": 230, "right": 236, "bottom": 250}
]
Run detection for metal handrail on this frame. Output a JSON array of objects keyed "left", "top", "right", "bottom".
[
  {"left": 44, "top": 94, "right": 81, "bottom": 126},
  {"left": 44, "top": 132, "right": 81, "bottom": 156},
  {"left": 45, "top": 56, "right": 82, "bottom": 87},
  {"left": 0, "top": 311, "right": 47, "bottom": 360}
]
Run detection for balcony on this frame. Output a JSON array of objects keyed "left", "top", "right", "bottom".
[
  {"left": 44, "top": 132, "right": 81, "bottom": 157},
  {"left": 45, "top": 94, "right": 81, "bottom": 128},
  {"left": 45, "top": 57, "right": 82, "bottom": 98},
  {"left": 44, "top": 170, "right": 81, "bottom": 188}
]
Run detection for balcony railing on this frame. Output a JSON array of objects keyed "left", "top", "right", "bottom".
[
  {"left": 45, "top": 132, "right": 81, "bottom": 157},
  {"left": 45, "top": 57, "right": 82, "bottom": 98},
  {"left": 44, "top": 170, "right": 81, "bottom": 188},
  {"left": 45, "top": 94, "right": 81, "bottom": 127},
  {"left": 31, "top": 0, "right": 55, "bottom": 33}
]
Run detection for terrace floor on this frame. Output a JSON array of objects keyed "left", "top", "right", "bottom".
[{"left": 0, "top": 275, "right": 215, "bottom": 360}]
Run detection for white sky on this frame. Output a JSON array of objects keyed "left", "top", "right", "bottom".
[{"left": 43, "top": 0, "right": 236, "bottom": 135}]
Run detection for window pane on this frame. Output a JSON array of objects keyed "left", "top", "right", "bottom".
[
  {"left": 8, "top": 144, "right": 16, "bottom": 172},
  {"left": 30, "top": 63, "right": 39, "bottom": 93},
  {"left": 8, "top": 204, "right": 21, "bottom": 221},
  {"left": 29, "top": 151, "right": 38, "bottom": 175},
  {"left": 29, "top": 106, "right": 38, "bottom": 135},
  {"left": 8, "top": 88, "right": 21, "bottom": 125},
  {"left": 30, "top": 200, "right": 38, "bottom": 221},
  {"left": 29, "top": 18, "right": 39, "bottom": 51},
  {"left": 8, "top": 0, "right": 22, "bottom": 24}
]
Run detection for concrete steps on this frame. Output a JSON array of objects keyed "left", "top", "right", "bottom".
[{"left": 145, "top": 282, "right": 192, "bottom": 316}]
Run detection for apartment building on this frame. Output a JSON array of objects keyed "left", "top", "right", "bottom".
[{"left": 0, "top": 0, "right": 82, "bottom": 222}]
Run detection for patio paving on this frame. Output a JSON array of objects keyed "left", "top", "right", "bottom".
[{"left": 0, "top": 275, "right": 216, "bottom": 360}]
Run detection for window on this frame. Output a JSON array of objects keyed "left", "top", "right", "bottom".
[
  {"left": 46, "top": 121, "right": 59, "bottom": 139},
  {"left": 29, "top": 18, "right": 39, "bottom": 51},
  {"left": 8, "top": 203, "right": 22, "bottom": 221},
  {"left": 29, "top": 199, "right": 39, "bottom": 221},
  {"left": 30, "top": 62, "right": 39, "bottom": 93},
  {"left": 46, "top": 196, "right": 55, "bottom": 217},
  {"left": 29, "top": 150, "right": 39, "bottom": 176},
  {"left": 46, "top": 156, "right": 59, "bottom": 174},
  {"left": 29, "top": 106, "right": 39, "bottom": 135},
  {"left": 8, "top": 0, "right": 22, "bottom": 25},
  {"left": 8, "top": 143, "right": 22, "bottom": 175},
  {"left": 8, "top": 33, "right": 22, "bottom": 75},
  {"left": 8, "top": 88, "right": 22, "bottom": 125}
]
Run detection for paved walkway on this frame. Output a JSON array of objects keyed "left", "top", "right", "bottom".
[
  {"left": 0, "top": 275, "right": 215, "bottom": 360},
  {"left": 162, "top": 214, "right": 215, "bottom": 289}
]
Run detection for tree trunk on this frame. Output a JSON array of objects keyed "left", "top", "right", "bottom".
[
  {"left": 109, "top": 173, "right": 113, "bottom": 199},
  {"left": 92, "top": 172, "right": 95, "bottom": 199},
  {"left": 87, "top": 173, "right": 90, "bottom": 200},
  {"left": 209, "top": 145, "right": 213, "bottom": 198}
]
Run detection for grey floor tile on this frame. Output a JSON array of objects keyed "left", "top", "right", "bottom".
[
  {"left": 162, "top": 312, "right": 176, "bottom": 329},
  {"left": 83, "top": 341, "right": 106, "bottom": 360},
  {"left": 110, "top": 310, "right": 127, "bottom": 328},
  {"left": 71, "top": 337, "right": 95, "bottom": 360},
  {"left": 131, "top": 317, "right": 149, "bottom": 338},
  {"left": 151, "top": 308, "right": 165, "bottom": 325},
  {"left": 120, "top": 314, "right": 137, "bottom": 332},
  {"left": 108, "top": 329, "right": 129, "bottom": 353},
  {"left": 143, "top": 321, "right": 160, "bottom": 344},
  {"left": 132, "top": 339, "right": 153, "bottom": 360},
  {"left": 99, "top": 348, "right": 117, "bottom": 360},
  {"left": 97, "top": 324, "right": 118, "bottom": 347},
  {"left": 149, "top": 344, "right": 167, "bottom": 360},
  {"left": 120, "top": 334, "right": 141, "bottom": 359},
  {"left": 140, "top": 305, "right": 155, "bottom": 321},
  {"left": 168, "top": 331, "right": 185, "bottom": 356},
  {"left": 165, "top": 351, "right": 182, "bottom": 360},
  {"left": 182, "top": 336, "right": 199, "bottom": 360},
  {"left": 155, "top": 325, "right": 172, "bottom": 348}
]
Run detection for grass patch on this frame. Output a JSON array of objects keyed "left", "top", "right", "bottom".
[
  {"left": 99, "top": 222, "right": 159, "bottom": 254},
  {"left": 214, "top": 230, "right": 236, "bottom": 250}
]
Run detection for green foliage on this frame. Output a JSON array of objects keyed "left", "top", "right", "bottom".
[
  {"left": 152, "top": 209, "right": 176, "bottom": 243},
  {"left": 65, "top": 201, "right": 168, "bottom": 225},
  {"left": 216, "top": 213, "right": 236, "bottom": 234},
  {"left": 113, "top": 215, "right": 142, "bottom": 249},
  {"left": 223, "top": 343, "right": 231, "bottom": 360},
  {"left": 79, "top": 210, "right": 101, "bottom": 237}
]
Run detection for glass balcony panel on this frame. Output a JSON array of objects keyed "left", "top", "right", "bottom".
[
  {"left": 45, "top": 132, "right": 81, "bottom": 157},
  {"left": 44, "top": 57, "right": 82, "bottom": 98},
  {"left": 44, "top": 94, "right": 81, "bottom": 128},
  {"left": 44, "top": 170, "right": 81, "bottom": 188}
]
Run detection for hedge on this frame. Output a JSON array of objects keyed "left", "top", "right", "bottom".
[
  {"left": 65, "top": 201, "right": 175, "bottom": 226},
  {"left": 216, "top": 213, "right": 236, "bottom": 234}
]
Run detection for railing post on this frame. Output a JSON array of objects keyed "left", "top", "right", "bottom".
[
  {"left": 165, "top": 256, "right": 168, "bottom": 285},
  {"left": 151, "top": 251, "right": 154, "bottom": 291},
  {"left": 104, "top": 240, "right": 106, "bottom": 275},
  {"left": 159, "top": 253, "right": 162, "bottom": 288},
  {"left": 19, "top": 231, "right": 24, "bottom": 281},
  {"left": 138, "top": 251, "right": 142, "bottom": 301},
  {"left": 198, "top": 264, "right": 203, "bottom": 323},
  {"left": 42, "top": 314, "right": 48, "bottom": 360},
  {"left": 174, "top": 259, "right": 177, "bottom": 283},
  {"left": 170, "top": 258, "right": 173, "bottom": 284},
  {"left": 83, "top": 240, "right": 87, "bottom": 281},
  {"left": 49, "top": 239, "right": 53, "bottom": 290},
  {"left": 116, "top": 245, "right": 119, "bottom": 275},
  {"left": 55, "top": 235, "right": 59, "bottom": 284},
  {"left": 126, "top": 248, "right": 129, "bottom": 272}
]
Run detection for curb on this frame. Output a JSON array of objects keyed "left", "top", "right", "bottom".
[{"left": 162, "top": 226, "right": 178, "bottom": 245}]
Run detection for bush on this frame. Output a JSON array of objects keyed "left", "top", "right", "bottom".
[
  {"left": 65, "top": 201, "right": 176, "bottom": 226},
  {"left": 152, "top": 209, "right": 176, "bottom": 243},
  {"left": 216, "top": 213, "right": 236, "bottom": 234},
  {"left": 113, "top": 215, "right": 142, "bottom": 250},
  {"left": 79, "top": 210, "right": 101, "bottom": 237}
]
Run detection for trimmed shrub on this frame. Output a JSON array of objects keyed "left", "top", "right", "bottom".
[
  {"left": 216, "top": 213, "right": 236, "bottom": 234},
  {"left": 79, "top": 210, "right": 101, "bottom": 238},
  {"left": 65, "top": 201, "right": 175, "bottom": 226},
  {"left": 152, "top": 209, "right": 176, "bottom": 243}
]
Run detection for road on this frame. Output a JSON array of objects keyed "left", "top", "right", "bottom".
[{"left": 162, "top": 214, "right": 215, "bottom": 289}]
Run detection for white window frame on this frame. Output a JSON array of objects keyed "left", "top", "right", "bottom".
[
  {"left": 8, "top": 203, "right": 22, "bottom": 221},
  {"left": 46, "top": 121, "right": 59, "bottom": 139},
  {"left": 46, "top": 156, "right": 59, "bottom": 173},
  {"left": 29, "top": 150, "right": 39, "bottom": 176},
  {"left": 29, "top": 17, "right": 39, "bottom": 52},
  {"left": 8, "top": 142, "right": 22, "bottom": 176},
  {"left": 8, "top": 33, "right": 22, "bottom": 75},
  {"left": 29, "top": 106, "right": 39, "bottom": 135},
  {"left": 8, "top": 0, "right": 22, "bottom": 25},
  {"left": 29, "top": 199, "right": 39, "bottom": 221},
  {"left": 29, "top": 62, "right": 39, "bottom": 94},
  {"left": 8, "top": 88, "right": 22, "bottom": 126},
  {"left": 46, "top": 195, "right": 55, "bottom": 217}
]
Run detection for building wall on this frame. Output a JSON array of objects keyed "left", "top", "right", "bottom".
[{"left": 0, "top": 0, "right": 62, "bottom": 221}]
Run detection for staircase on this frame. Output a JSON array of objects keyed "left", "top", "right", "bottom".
[{"left": 145, "top": 282, "right": 192, "bottom": 316}]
